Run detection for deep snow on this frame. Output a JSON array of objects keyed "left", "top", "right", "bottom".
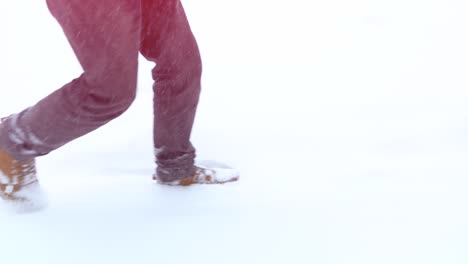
[{"left": 1, "top": 0, "right": 468, "bottom": 263}]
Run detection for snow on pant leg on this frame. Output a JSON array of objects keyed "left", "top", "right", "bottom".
[
  {"left": 140, "top": 0, "right": 202, "bottom": 181},
  {"left": 0, "top": 0, "right": 141, "bottom": 160}
]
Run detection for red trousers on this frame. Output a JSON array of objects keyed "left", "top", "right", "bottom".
[{"left": 0, "top": 0, "right": 202, "bottom": 181}]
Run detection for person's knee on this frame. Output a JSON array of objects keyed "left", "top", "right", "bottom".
[
  {"left": 80, "top": 67, "right": 138, "bottom": 120},
  {"left": 92, "top": 82, "right": 136, "bottom": 112},
  {"left": 154, "top": 45, "right": 202, "bottom": 85},
  {"left": 179, "top": 41, "right": 202, "bottom": 77},
  {"left": 188, "top": 51, "right": 202, "bottom": 78}
]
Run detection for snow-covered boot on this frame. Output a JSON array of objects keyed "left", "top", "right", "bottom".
[
  {"left": 155, "top": 160, "right": 240, "bottom": 186},
  {"left": 0, "top": 148, "right": 46, "bottom": 212}
]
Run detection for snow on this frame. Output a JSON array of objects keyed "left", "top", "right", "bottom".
[
  {"left": 1, "top": 0, "right": 468, "bottom": 263},
  {"left": 1, "top": 182, "right": 48, "bottom": 213}
]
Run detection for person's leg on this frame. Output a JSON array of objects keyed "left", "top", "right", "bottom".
[
  {"left": 0, "top": 0, "right": 141, "bottom": 160},
  {"left": 140, "top": 0, "right": 202, "bottom": 182}
]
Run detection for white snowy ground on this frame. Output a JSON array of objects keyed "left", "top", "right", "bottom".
[{"left": 1, "top": 0, "right": 468, "bottom": 263}]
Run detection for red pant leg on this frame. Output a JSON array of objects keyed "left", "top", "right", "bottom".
[
  {"left": 0, "top": 0, "right": 141, "bottom": 160},
  {"left": 140, "top": 0, "right": 202, "bottom": 181}
]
